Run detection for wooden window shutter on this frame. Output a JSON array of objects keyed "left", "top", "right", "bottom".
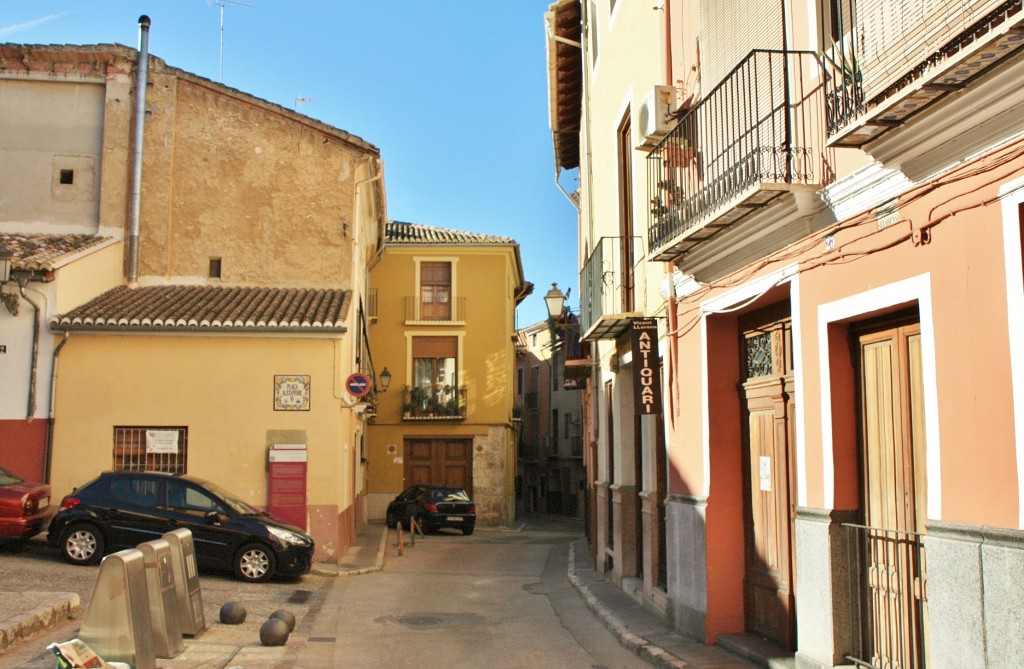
[{"left": 413, "top": 336, "right": 458, "bottom": 359}]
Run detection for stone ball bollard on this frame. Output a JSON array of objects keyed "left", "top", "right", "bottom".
[
  {"left": 260, "top": 617, "right": 291, "bottom": 646},
  {"left": 219, "top": 601, "right": 247, "bottom": 625},
  {"left": 269, "top": 609, "right": 297, "bottom": 633}
]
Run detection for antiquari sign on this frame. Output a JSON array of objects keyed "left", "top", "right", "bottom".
[{"left": 630, "top": 318, "right": 662, "bottom": 415}]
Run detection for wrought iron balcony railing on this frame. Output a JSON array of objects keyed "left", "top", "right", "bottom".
[
  {"left": 366, "top": 288, "right": 378, "bottom": 323},
  {"left": 403, "top": 295, "right": 466, "bottom": 323},
  {"left": 401, "top": 384, "right": 467, "bottom": 421},
  {"left": 843, "top": 523, "right": 927, "bottom": 669},
  {"left": 578, "top": 236, "right": 644, "bottom": 338},
  {"left": 647, "top": 50, "right": 826, "bottom": 262},
  {"left": 825, "top": 0, "right": 1024, "bottom": 146}
]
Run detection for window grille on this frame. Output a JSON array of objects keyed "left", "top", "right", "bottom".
[{"left": 113, "top": 426, "right": 188, "bottom": 474}]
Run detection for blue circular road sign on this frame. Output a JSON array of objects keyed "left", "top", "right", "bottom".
[{"left": 346, "top": 373, "right": 372, "bottom": 397}]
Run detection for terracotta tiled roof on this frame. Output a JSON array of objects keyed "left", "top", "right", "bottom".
[
  {"left": 0, "top": 233, "right": 117, "bottom": 272},
  {"left": 385, "top": 221, "right": 516, "bottom": 245},
  {"left": 51, "top": 285, "right": 351, "bottom": 333}
]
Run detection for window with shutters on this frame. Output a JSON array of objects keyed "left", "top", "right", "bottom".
[{"left": 420, "top": 261, "right": 452, "bottom": 321}]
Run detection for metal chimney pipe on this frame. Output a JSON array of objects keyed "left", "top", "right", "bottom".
[{"left": 128, "top": 15, "right": 151, "bottom": 283}]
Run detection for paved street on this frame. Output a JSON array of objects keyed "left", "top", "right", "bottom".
[{"left": 0, "top": 515, "right": 655, "bottom": 668}]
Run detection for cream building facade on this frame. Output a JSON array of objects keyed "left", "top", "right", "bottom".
[{"left": 0, "top": 34, "right": 386, "bottom": 562}]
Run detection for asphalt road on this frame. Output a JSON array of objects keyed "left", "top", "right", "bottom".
[{"left": 0, "top": 514, "right": 653, "bottom": 668}]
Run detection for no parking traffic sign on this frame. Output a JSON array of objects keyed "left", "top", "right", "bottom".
[{"left": 345, "top": 373, "right": 372, "bottom": 397}]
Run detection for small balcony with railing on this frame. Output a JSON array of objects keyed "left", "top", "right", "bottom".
[
  {"left": 400, "top": 384, "right": 467, "bottom": 421},
  {"left": 403, "top": 296, "right": 466, "bottom": 324},
  {"left": 825, "top": 0, "right": 1024, "bottom": 148},
  {"left": 578, "top": 236, "right": 645, "bottom": 340},
  {"left": 647, "top": 50, "right": 827, "bottom": 264}
]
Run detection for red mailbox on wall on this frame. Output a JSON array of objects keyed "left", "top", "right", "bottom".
[{"left": 267, "top": 444, "right": 307, "bottom": 530}]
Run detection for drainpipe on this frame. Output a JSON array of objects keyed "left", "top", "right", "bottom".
[
  {"left": 44, "top": 332, "right": 70, "bottom": 484},
  {"left": 15, "top": 278, "right": 40, "bottom": 421},
  {"left": 128, "top": 15, "right": 151, "bottom": 284},
  {"left": 356, "top": 158, "right": 386, "bottom": 269}
]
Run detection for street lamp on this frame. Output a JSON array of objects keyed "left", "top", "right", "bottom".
[
  {"left": 544, "top": 282, "right": 566, "bottom": 320},
  {"left": 378, "top": 367, "right": 392, "bottom": 393}
]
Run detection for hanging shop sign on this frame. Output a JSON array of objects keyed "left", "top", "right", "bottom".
[{"left": 630, "top": 318, "right": 662, "bottom": 415}]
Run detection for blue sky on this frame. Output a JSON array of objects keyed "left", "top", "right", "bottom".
[{"left": 1, "top": 2, "right": 580, "bottom": 327}]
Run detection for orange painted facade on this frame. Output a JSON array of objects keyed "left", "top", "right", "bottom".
[{"left": 549, "top": 0, "right": 1024, "bottom": 664}]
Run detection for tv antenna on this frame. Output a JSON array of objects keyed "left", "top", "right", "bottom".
[
  {"left": 207, "top": 0, "right": 254, "bottom": 82},
  {"left": 295, "top": 96, "right": 315, "bottom": 110}
]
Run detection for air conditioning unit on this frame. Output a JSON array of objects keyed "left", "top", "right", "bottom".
[{"left": 637, "top": 85, "right": 678, "bottom": 149}]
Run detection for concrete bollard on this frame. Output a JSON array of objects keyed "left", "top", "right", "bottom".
[
  {"left": 219, "top": 601, "right": 247, "bottom": 625},
  {"left": 260, "top": 617, "right": 290, "bottom": 646},
  {"left": 269, "top": 609, "right": 296, "bottom": 633}
]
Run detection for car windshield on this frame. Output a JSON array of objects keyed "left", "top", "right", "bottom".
[
  {"left": 432, "top": 488, "right": 470, "bottom": 503},
  {"left": 191, "top": 478, "right": 262, "bottom": 515},
  {"left": 0, "top": 465, "right": 23, "bottom": 486}
]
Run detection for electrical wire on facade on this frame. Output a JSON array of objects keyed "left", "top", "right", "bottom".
[{"left": 661, "top": 138, "right": 1024, "bottom": 343}]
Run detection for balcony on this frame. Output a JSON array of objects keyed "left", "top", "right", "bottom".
[
  {"left": 826, "top": 0, "right": 1024, "bottom": 148},
  {"left": 401, "top": 384, "right": 467, "bottom": 421},
  {"left": 647, "top": 50, "right": 826, "bottom": 263},
  {"left": 403, "top": 296, "right": 466, "bottom": 324},
  {"left": 579, "top": 236, "right": 644, "bottom": 340}
]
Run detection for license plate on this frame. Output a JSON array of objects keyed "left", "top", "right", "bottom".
[
  {"left": 447, "top": 516, "right": 462, "bottom": 522},
  {"left": 39, "top": 497, "right": 49, "bottom": 509}
]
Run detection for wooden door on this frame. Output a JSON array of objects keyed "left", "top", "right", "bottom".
[
  {"left": 404, "top": 438, "right": 472, "bottom": 492},
  {"left": 857, "top": 323, "right": 926, "bottom": 669},
  {"left": 740, "top": 309, "right": 796, "bottom": 649},
  {"left": 742, "top": 375, "right": 796, "bottom": 648}
]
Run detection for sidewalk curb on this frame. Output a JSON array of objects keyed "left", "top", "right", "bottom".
[
  {"left": 0, "top": 593, "right": 80, "bottom": 654},
  {"left": 566, "top": 542, "right": 688, "bottom": 669},
  {"left": 309, "top": 525, "right": 388, "bottom": 577}
]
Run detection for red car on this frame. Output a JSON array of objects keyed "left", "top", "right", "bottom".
[{"left": 0, "top": 464, "right": 54, "bottom": 539}]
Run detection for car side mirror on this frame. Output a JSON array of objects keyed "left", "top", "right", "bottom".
[{"left": 205, "top": 510, "right": 226, "bottom": 524}]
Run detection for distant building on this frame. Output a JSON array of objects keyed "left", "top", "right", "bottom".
[
  {"left": 0, "top": 36, "right": 386, "bottom": 563},
  {"left": 516, "top": 316, "right": 586, "bottom": 518},
  {"left": 366, "top": 221, "right": 527, "bottom": 527}
]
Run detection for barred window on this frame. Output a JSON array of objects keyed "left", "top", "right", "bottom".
[{"left": 114, "top": 427, "right": 188, "bottom": 474}]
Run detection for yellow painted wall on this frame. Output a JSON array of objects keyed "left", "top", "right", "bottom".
[
  {"left": 50, "top": 333, "right": 358, "bottom": 561},
  {"left": 367, "top": 243, "right": 521, "bottom": 525}
]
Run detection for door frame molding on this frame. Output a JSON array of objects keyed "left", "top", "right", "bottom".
[{"left": 816, "top": 274, "right": 941, "bottom": 516}]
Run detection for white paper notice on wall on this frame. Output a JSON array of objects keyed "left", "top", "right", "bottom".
[
  {"left": 759, "top": 456, "right": 772, "bottom": 492},
  {"left": 146, "top": 430, "right": 179, "bottom": 454},
  {"left": 393, "top": 457, "right": 403, "bottom": 465}
]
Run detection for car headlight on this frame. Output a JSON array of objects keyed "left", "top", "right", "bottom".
[{"left": 268, "top": 526, "right": 310, "bottom": 546}]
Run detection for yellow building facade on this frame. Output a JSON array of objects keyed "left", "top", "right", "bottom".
[{"left": 366, "top": 222, "right": 526, "bottom": 526}]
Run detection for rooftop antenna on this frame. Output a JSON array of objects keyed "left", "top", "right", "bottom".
[
  {"left": 295, "top": 95, "right": 315, "bottom": 111},
  {"left": 207, "top": 0, "right": 253, "bottom": 82}
]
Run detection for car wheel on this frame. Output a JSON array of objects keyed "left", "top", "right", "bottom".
[
  {"left": 461, "top": 526, "right": 475, "bottom": 536},
  {"left": 234, "top": 543, "right": 276, "bottom": 583},
  {"left": 61, "top": 523, "right": 105, "bottom": 565}
]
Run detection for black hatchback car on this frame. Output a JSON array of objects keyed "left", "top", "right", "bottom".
[
  {"left": 48, "top": 471, "right": 314, "bottom": 582},
  {"left": 385, "top": 484, "right": 476, "bottom": 535}
]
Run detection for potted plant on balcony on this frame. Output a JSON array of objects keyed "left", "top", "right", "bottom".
[
  {"left": 664, "top": 139, "right": 693, "bottom": 169},
  {"left": 403, "top": 385, "right": 431, "bottom": 417}
]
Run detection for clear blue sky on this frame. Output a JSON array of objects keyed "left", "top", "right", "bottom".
[{"left": 2, "top": 2, "right": 580, "bottom": 327}]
